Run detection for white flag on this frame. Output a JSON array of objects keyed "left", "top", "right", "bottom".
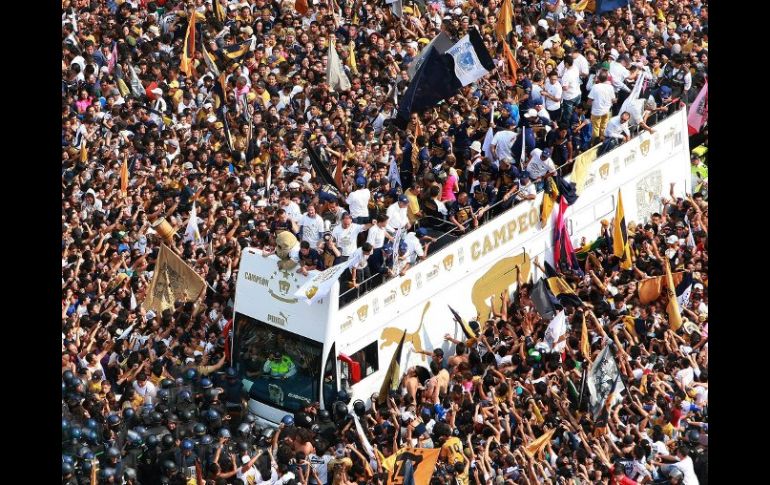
[
  {"left": 127, "top": 63, "right": 145, "bottom": 98},
  {"left": 353, "top": 414, "right": 376, "bottom": 460},
  {"left": 294, "top": 259, "right": 353, "bottom": 305},
  {"left": 545, "top": 309, "right": 568, "bottom": 352},
  {"left": 326, "top": 39, "right": 351, "bottom": 92},
  {"left": 392, "top": 227, "right": 404, "bottom": 270},
  {"left": 446, "top": 34, "right": 491, "bottom": 87},
  {"left": 388, "top": 155, "right": 401, "bottom": 188},
  {"left": 482, "top": 106, "right": 495, "bottom": 158},
  {"left": 117, "top": 322, "right": 137, "bottom": 340},
  {"left": 184, "top": 203, "right": 204, "bottom": 245}
]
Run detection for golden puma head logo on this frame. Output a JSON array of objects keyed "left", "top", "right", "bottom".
[
  {"left": 599, "top": 163, "right": 610, "bottom": 180},
  {"left": 279, "top": 280, "right": 291, "bottom": 294},
  {"left": 357, "top": 304, "right": 368, "bottom": 321},
  {"left": 640, "top": 139, "right": 650, "bottom": 156},
  {"left": 443, "top": 254, "right": 454, "bottom": 271},
  {"left": 400, "top": 279, "right": 412, "bottom": 296}
]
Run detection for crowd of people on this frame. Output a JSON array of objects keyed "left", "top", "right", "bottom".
[{"left": 62, "top": 0, "right": 708, "bottom": 483}]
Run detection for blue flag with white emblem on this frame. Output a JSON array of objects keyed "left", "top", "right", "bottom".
[{"left": 393, "top": 28, "right": 494, "bottom": 129}]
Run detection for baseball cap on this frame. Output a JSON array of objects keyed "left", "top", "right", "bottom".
[
  {"left": 666, "top": 235, "right": 678, "bottom": 245},
  {"left": 470, "top": 141, "right": 482, "bottom": 152},
  {"left": 524, "top": 108, "right": 538, "bottom": 118},
  {"left": 541, "top": 148, "right": 552, "bottom": 159},
  {"left": 398, "top": 195, "right": 409, "bottom": 204}
]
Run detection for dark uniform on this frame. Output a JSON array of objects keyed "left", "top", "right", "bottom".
[{"left": 659, "top": 62, "right": 688, "bottom": 100}]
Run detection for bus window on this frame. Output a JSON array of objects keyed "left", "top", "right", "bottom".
[
  {"left": 350, "top": 342, "right": 379, "bottom": 379},
  {"left": 233, "top": 312, "right": 323, "bottom": 412}
]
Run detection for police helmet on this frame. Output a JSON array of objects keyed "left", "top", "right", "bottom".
[
  {"left": 181, "top": 439, "right": 195, "bottom": 451},
  {"left": 281, "top": 415, "right": 294, "bottom": 426}
]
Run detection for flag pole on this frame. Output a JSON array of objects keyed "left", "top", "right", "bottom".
[{"left": 577, "top": 364, "right": 587, "bottom": 411}]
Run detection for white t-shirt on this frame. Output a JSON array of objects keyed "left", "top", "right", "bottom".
[
  {"left": 515, "top": 180, "right": 537, "bottom": 201},
  {"left": 605, "top": 115, "right": 630, "bottom": 139},
  {"left": 491, "top": 130, "right": 518, "bottom": 161},
  {"left": 588, "top": 83, "right": 616, "bottom": 116},
  {"left": 281, "top": 201, "right": 303, "bottom": 223},
  {"left": 560, "top": 66, "right": 581, "bottom": 100},
  {"left": 299, "top": 213, "right": 325, "bottom": 247},
  {"left": 366, "top": 224, "right": 388, "bottom": 249},
  {"left": 348, "top": 247, "right": 370, "bottom": 270},
  {"left": 403, "top": 232, "right": 425, "bottom": 264},
  {"left": 132, "top": 380, "right": 157, "bottom": 404},
  {"left": 332, "top": 223, "right": 365, "bottom": 256},
  {"left": 346, "top": 189, "right": 371, "bottom": 219},
  {"left": 609, "top": 61, "right": 631, "bottom": 92},
  {"left": 526, "top": 149, "right": 556, "bottom": 179},
  {"left": 386, "top": 204, "right": 409, "bottom": 232},
  {"left": 308, "top": 453, "right": 332, "bottom": 485},
  {"left": 544, "top": 79, "right": 563, "bottom": 110},
  {"left": 626, "top": 98, "right": 647, "bottom": 126},
  {"left": 676, "top": 367, "right": 695, "bottom": 388},
  {"left": 674, "top": 456, "right": 700, "bottom": 485}
]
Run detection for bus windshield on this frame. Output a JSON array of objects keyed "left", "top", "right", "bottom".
[{"left": 233, "top": 312, "right": 323, "bottom": 412}]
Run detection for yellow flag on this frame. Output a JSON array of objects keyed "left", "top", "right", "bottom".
[
  {"left": 524, "top": 428, "right": 556, "bottom": 458},
  {"left": 501, "top": 40, "right": 519, "bottom": 81},
  {"left": 612, "top": 190, "right": 633, "bottom": 270},
  {"left": 386, "top": 447, "right": 440, "bottom": 485},
  {"left": 180, "top": 11, "right": 197, "bottom": 77},
  {"left": 120, "top": 159, "right": 129, "bottom": 195},
  {"left": 144, "top": 244, "right": 207, "bottom": 313},
  {"left": 496, "top": 0, "right": 513, "bottom": 41},
  {"left": 80, "top": 140, "right": 88, "bottom": 163},
  {"left": 572, "top": 145, "right": 599, "bottom": 195},
  {"left": 580, "top": 313, "right": 591, "bottom": 363},
  {"left": 348, "top": 40, "right": 358, "bottom": 74},
  {"left": 664, "top": 258, "right": 683, "bottom": 331},
  {"left": 377, "top": 330, "right": 406, "bottom": 406},
  {"left": 531, "top": 400, "right": 544, "bottom": 425},
  {"left": 638, "top": 272, "right": 684, "bottom": 304},
  {"left": 572, "top": 0, "right": 596, "bottom": 12},
  {"left": 540, "top": 178, "right": 559, "bottom": 225},
  {"left": 622, "top": 315, "right": 639, "bottom": 340}
]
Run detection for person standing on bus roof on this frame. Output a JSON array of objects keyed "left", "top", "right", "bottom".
[
  {"left": 330, "top": 213, "right": 374, "bottom": 264},
  {"left": 263, "top": 351, "right": 297, "bottom": 379},
  {"left": 386, "top": 195, "right": 411, "bottom": 234},
  {"left": 366, "top": 214, "right": 393, "bottom": 249}
]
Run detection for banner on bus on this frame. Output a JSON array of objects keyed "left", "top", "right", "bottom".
[{"left": 294, "top": 259, "right": 352, "bottom": 305}]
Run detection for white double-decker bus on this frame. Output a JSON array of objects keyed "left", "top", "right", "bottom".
[{"left": 232, "top": 109, "right": 692, "bottom": 425}]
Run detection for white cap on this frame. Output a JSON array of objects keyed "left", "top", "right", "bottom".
[
  {"left": 694, "top": 283, "right": 704, "bottom": 290},
  {"left": 151, "top": 88, "right": 163, "bottom": 96},
  {"left": 610, "top": 48, "right": 620, "bottom": 60},
  {"left": 524, "top": 108, "right": 538, "bottom": 118},
  {"left": 470, "top": 141, "right": 482, "bottom": 152},
  {"left": 452, "top": 7, "right": 463, "bottom": 15},
  {"left": 538, "top": 19, "right": 549, "bottom": 29},
  {"left": 666, "top": 235, "right": 678, "bottom": 245},
  {"left": 288, "top": 181, "right": 300, "bottom": 189}
]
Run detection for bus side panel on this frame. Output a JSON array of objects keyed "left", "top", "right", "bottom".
[{"left": 336, "top": 110, "right": 691, "bottom": 408}]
